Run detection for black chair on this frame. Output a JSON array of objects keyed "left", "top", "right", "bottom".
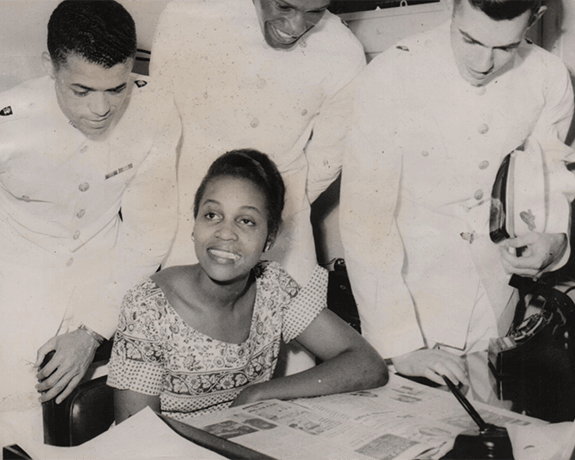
[
  {"left": 326, "top": 258, "right": 361, "bottom": 333},
  {"left": 42, "top": 341, "right": 115, "bottom": 447}
]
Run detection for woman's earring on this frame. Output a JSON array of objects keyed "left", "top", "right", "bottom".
[
  {"left": 191, "top": 233, "right": 195, "bottom": 242},
  {"left": 264, "top": 241, "right": 271, "bottom": 252}
]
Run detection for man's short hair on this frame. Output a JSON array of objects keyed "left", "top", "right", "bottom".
[
  {"left": 453, "top": 0, "right": 544, "bottom": 21},
  {"left": 47, "top": 0, "right": 137, "bottom": 69}
]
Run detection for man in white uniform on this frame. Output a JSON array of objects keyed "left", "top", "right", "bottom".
[
  {"left": 150, "top": 0, "right": 365, "bottom": 287},
  {"left": 0, "top": 0, "right": 180, "bottom": 415},
  {"left": 341, "top": 0, "right": 575, "bottom": 386}
]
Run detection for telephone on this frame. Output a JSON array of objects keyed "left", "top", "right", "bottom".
[{"left": 488, "top": 275, "right": 575, "bottom": 422}]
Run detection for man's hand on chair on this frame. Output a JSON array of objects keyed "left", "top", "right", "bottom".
[{"left": 35, "top": 330, "right": 99, "bottom": 404}]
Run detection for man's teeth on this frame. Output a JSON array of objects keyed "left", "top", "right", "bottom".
[
  {"left": 210, "top": 249, "right": 240, "bottom": 260},
  {"left": 276, "top": 28, "right": 293, "bottom": 39}
]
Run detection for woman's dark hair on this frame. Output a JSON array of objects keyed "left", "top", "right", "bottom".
[
  {"left": 194, "top": 149, "right": 286, "bottom": 242},
  {"left": 48, "top": 0, "right": 137, "bottom": 70}
]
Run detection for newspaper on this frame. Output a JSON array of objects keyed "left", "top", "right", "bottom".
[{"left": 181, "top": 374, "right": 543, "bottom": 460}]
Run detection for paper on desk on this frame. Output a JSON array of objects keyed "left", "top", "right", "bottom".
[
  {"left": 506, "top": 420, "right": 575, "bottom": 460},
  {"left": 182, "top": 398, "right": 434, "bottom": 460},
  {"left": 180, "top": 374, "right": 546, "bottom": 460},
  {"left": 24, "top": 407, "right": 225, "bottom": 460}
]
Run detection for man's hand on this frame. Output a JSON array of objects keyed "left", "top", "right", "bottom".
[
  {"left": 391, "top": 349, "right": 468, "bottom": 386},
  {"left": 500, "top": 232, "right": 567, "bottom": 276},
  {"left": 34, "top": 329, "right": 99, "bottom": 404}
]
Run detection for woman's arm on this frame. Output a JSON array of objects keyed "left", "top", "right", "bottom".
[
  {"left": 232, "top": 309, "right": 388, "bottom": 406},
  {"left": 114, "top": 389, "right": 161, "bottom": 424}
]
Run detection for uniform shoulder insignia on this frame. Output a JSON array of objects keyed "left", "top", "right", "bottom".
[
  {"left": 396, "top": 45, "right": 410, "bottom": 52},
  {"left": 0, "top": 106, "right": 13, "bottom": 116},
  {"left": 134, "top": 80, "right": 148, "bottom": 88}
]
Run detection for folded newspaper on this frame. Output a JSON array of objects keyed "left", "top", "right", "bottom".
[{"left": 181, "top": 374, "right": 543, "bottom": 460}]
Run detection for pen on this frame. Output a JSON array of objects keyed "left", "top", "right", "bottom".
[{"left": 441, "top": 375, "right": 489, "bottom": 432}]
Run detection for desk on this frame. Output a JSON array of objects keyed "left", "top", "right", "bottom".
[
  {"left": 2, "top": 353, "right": 568, "bottom": 460},
  {"left": 176, "top": 372, "right": 543, "bottom": 460}
]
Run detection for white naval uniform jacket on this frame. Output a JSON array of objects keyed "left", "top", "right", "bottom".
[
  {"left": 150, "top": 0, "right": 365, "bottom": 285},
  {"left": 340, "top": 22, "right": 575, "bottom": 359},
  {"left": 0, "top": 75, "right": 181, "bottom": 410}
]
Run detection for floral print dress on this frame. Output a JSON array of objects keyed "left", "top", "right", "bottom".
[{"left": 108, "top": 261, "right": 327, "bottom": 420}]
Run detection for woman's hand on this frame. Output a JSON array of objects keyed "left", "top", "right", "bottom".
[
  {"left": 228, "top": 309, "right": 388, "bottom": 406},
  {"left": 391, "top": 349, "right": 468, "bottom": 386},
  {"left": 231, "top": 385, "right": 263, "bottom": 407}
]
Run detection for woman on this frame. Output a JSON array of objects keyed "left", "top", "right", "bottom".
[{"left": 108, "top": 149, "right": 388, "bottom": 422}]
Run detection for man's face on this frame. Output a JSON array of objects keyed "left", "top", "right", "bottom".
[
  {"left": 253, "top": 0, "right": 330, "bottom": 50},
  {"left": 46, "top": 53, "right": 133, "bottom": 137},
  {"left": 450, "top": 0, "right": 532, "bottom": 86}
]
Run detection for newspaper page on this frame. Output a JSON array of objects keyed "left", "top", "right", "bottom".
[
  {"left": 181, "top": 374, "right": 544, "bottom": 460},
  {"left": 293, "top": 374, "right": 545, "bottom": 458},
  {"left": 181, "top": 399, "right": 434, "bottom": 460}
]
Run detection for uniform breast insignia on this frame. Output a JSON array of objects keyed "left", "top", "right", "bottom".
[
  {"left": 134, "top": 80, "right": 148, "bottom": 88},
  {"left": 105, "top": 163, "right": 133, "bottom": 180},
  {"left": 519, "top": 210, "right": 536, "bottom": 231},
  {"left": 396, "top": 45, "right": 410, "bottom": 52},
  {"left": 0, "top": 106, "right": 13, "bottom": 116}
]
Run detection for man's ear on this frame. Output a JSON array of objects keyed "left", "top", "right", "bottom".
[
  {"left": 528, "top": 6, "right": 547, "bottom": 28},
  {"left": 42, "top": 52, "right": 56, "bottom": 79}
]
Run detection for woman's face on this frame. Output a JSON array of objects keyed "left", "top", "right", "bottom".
[{"left": 194, "top": 176, "right": 269, "bottom": 284}]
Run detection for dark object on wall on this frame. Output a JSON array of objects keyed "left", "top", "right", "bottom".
[
  {"left": 329, "top": 0, "right": 439, "bottom": 14},
  {"left": 488, "top": 274, "right": 575, "bottom": 422},
  {"left": 327, "top": 258, "right": 361, "bottom": 333}
]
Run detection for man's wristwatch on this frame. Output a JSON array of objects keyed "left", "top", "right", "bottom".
[{"left": 78, "top": 324, "right": 106, "bottom": 346}]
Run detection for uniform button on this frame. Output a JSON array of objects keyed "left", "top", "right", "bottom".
[
  {"left": 256, "top": 78, "right": 266, "bottom": 89},
  {"left": 421, "top": 150, "right": 430, "bottom": 157},
  {"left": 475, "top": 86, "right": 486, "bottom": 95},
  {"left": 76, "top": 209, "right": 86, "bottom": 219},
  {"left": 250, "top": 118, "right": 259, "bottom": 129},
  {"left": 79, "top": 182, "right": 90, "bottom": 192},
  {"left": 478, "top": 124, "right": 489, "bottom": 135},
  {"left": 474, "top": 190, "right": 484, "bottom": 200},
  {"left": 79, "top": 144, "right": 89, "bottom": 153},
  {"left": 73, "top": 231, "right": 81, "bottom": 240},
  {"left": 301, "top": 109, "right": 308, "bottom": 116},
  {"left": 67, "top": 258, "right": 74, "bottom": 267},
  {"left": 21, "top": 195, "right": 30, "bottom": 202},
  {"left": 479, "top": 160, "right": 489, "bottom": 170}
]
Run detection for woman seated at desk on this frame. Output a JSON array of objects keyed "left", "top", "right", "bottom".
[{"left": 108, "top": 149, "right": 388, "bottom": 422}]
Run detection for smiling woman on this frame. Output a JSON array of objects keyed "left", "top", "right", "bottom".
[{"left": 107, "top": 149, "right": 388, "bottom": 423}]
